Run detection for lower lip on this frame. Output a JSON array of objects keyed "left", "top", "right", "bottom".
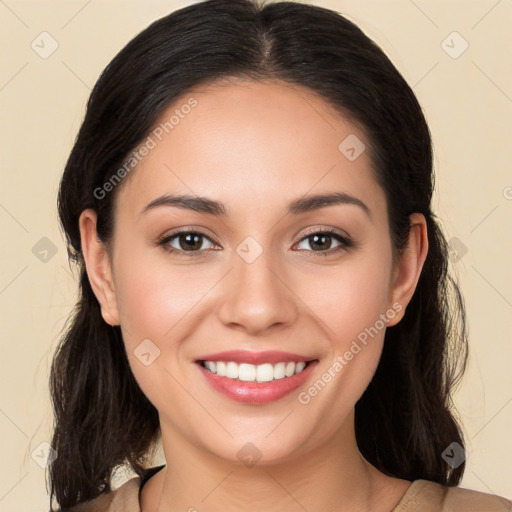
[{"left": 196, "top": 361, "right": 318, "bottom": 404}]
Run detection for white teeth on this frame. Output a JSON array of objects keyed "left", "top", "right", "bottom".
[
  {"left": 256, "top": 363, "right": 273, "bottom": 382},
  {"left": 205, "top": 361, "right": 217, "bottom": 373},
  {"left": 225, "top": 362, "right": 238, "bottom": 379},
  {"left": 239, "top": 363, "right": 256, "bottom": 381},
  {"left": 285, "top": 361, "right": 295, "bottom": 377},
  {"left": 201, "top": 360, "right": 311, "bottom": 382},
  {"left": 216, "top": 361, "right": 226, "bottom": 376},
  {"left": 273, "top": 362, "right": 286, "bottom": 379}
]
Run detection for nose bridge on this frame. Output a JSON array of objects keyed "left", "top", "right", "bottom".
[{"left": 216, "top": 234, "right": 297, "bottom": 333}]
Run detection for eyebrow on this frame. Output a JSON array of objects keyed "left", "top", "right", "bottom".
[{"left": 140, "top": 192, "right": 372, "bottom": 220}]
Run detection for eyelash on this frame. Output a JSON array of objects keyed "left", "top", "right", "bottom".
[{"left": 157, "top": 227, "right": 354, "bottom": 258}]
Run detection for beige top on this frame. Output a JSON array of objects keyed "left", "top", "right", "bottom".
[{"left": 68, "top": 476, "right": 512, "bottom": 512}]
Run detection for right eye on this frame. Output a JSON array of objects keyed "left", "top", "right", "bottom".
[{"left": 158, "top": 229, "right": 220, "bottom": 256}]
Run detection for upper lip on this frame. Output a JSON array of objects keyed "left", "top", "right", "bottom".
[{"left": 195, "top": 350, "right": 317, "bottom": 365}]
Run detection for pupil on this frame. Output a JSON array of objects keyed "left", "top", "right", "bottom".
[
  {"left": 181, "top": 233, "right": 201, "bottom": 250},
  {"left": 311, "top": 234, "right": 330, "bottom": 251}
]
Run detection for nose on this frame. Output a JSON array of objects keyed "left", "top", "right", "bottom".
[{"left": 216, "top": 244, "right": 298, "bottom": 335}]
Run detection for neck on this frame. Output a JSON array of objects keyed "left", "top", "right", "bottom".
[{"left": 142, "top": 412, "right": 410, "bottom": 512}]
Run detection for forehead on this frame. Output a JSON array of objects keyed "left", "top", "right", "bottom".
[{"left": 114, "top": 80, "right": 385, "bottom": 222}]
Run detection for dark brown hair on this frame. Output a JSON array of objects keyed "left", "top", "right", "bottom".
[{"left": 49, "top": 0, "right": 468, "bottom": 509}]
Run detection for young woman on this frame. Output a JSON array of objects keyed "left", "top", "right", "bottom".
[{"left": 48, "top": 0, "right": 512, "bottom": 511}]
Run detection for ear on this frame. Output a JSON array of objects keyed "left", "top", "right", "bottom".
[
  {"left": 78, "top": 209, "right": 120, "bottom": 326},
  {"left": 386, "top": 213, "right": 429, "bottom": 327}
]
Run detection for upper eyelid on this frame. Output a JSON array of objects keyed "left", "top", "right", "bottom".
[{"left": 162, "top": 227, "right": 220, "bottom": 246}]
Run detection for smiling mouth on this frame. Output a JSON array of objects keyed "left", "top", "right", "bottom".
[{"left": 197, "top": 359, "right": 317, "bottom": 383}]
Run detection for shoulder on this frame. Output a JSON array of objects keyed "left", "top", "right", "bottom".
[
  {"left": 63, "top": 476, "right": 142, "bottom": 512},
  {"left": 61, "top": 464, "right": 166, "bottom": 512},
  {"left": 394, "top": 479, "right": 512, "bottom": 512}
]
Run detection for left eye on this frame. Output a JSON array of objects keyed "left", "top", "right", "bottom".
[
  {"left": 158, "top": 229, "right": 352, "bottom": 256},
  {"left": 295, "top": 230, "right": 351, "bottom": 253}
]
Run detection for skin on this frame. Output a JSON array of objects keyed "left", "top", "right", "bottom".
[{"left": 79, "top": 80, "right": 428, "bottom": 512}]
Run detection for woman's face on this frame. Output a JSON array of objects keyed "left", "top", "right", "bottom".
[{"left": 81, "top": 80, "right": 426, "bottom": 465}]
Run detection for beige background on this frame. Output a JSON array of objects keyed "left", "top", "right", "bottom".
[{"left": 1, "top": 0, "right": 511, "bottom": 510}]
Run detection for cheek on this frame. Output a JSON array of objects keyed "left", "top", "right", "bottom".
[
  {"left": 303, "top": 248, "right": 393, "bottom": 347},
  {"left": 305, "top": 245, "right": 393, "bottom": 396},
  {"left": 112, "top": 253, "right": 215, "bottom": 409},
  {"left": 114, "top": 257, "right": 212, "bottom": 345},
  {"left": 295, "top": 255, "right": 393, "bottom": 432},
  {"left": 111, "top": 226, "right": 217, "bottom": 333}
]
